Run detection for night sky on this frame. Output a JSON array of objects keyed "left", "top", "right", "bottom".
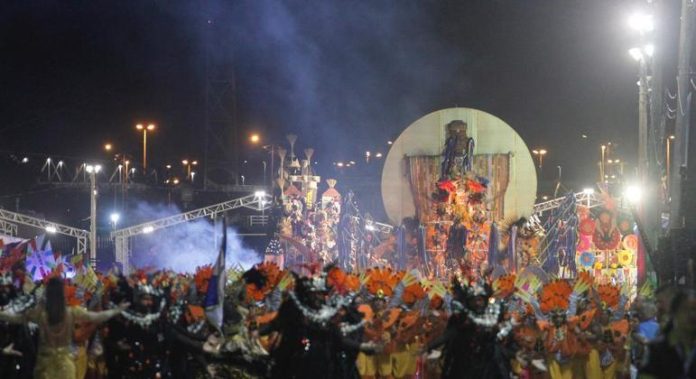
[{"left": 0, "top": 0, "right": 682, "bottom": 197}]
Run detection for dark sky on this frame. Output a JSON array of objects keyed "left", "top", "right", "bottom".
[{"left": 0, "top": 0, "right": 681, "bottom": 194}]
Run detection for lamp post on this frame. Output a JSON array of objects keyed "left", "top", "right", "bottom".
[
  {"left": 85, "top": 164, "right": 102, "bottom": 267},
  {"left": 531, "top": 148, "right": 547, "bottom": 168},
  {"left": 628, "top": 44, "right": 653, "bottom": 182},
  {"left": 249, "top": 133, "right": 276, "bottom": 192},
  {"left": 182, "top": 159, "right": 198, "bottom": 181},
  {"left": 262, "top": 161, "right": 267, "bottom": 186},
  {"left": 136, "top": 123, "right": 155, "bottom": 172}
]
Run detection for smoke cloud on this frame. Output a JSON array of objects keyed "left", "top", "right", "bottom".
[{"left": 127, "top": 201, "right": 261, "bottom": 273}]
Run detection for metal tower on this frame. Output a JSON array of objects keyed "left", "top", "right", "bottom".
[{"left": 203, "top": 14, "right": 240, "bottom": 190}]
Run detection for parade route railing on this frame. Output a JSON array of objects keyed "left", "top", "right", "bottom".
[{"left": 0, "top": 208, "right": 89, "bottom": 256}]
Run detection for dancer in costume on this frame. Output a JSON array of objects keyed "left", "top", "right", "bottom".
[
  {"left": 263, "top": 269, "right": 377, "bottom": 379},
  {"left": 356, "top": 267, "right": 401, "bottom": 379},
  {"left": 583, "top": 283, "right": 629, "bottom": 379},
  {"left": 520, "top": 278, "right": 592, "bottom": 379},
  {"left": 0, "top": 277, "right": 127, "bottom": 379},
  {"left": 0, "top": 271, "right": 34, "bottom": 379},
  {"left": 426, "top": 273, "right": 509, "bottom": 379},
  {"left": 107, "top": 280, "right": 167, "bottom": 378}
]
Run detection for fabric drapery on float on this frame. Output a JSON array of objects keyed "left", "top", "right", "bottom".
[
  {"left": 406, "top": 154, "right": 511, "bottom": 222},
  {"left": 471, "top": 154, "right": 511, "bottom": 221},
  {"left": 407, "top": 156, "right": 440, "bottom": 222}
]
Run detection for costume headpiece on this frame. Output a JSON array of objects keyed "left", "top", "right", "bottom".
[
  {"left": 597, "top": 283, "right": 620, "bottom": 309},
  {"left": 539, "top": 279, "right": 572, "bottom": 314},
  {"left": 136, "top": 283, "right": 160, "bottom": 296},
  {"left": 194, "top": 265, "right": 214, "bottom": 294},
  {"left": 0, "top": 271, "right": 12, "bottom": 286},
  {"left": 365, "top": 267, "right": 398, "bottom": 298},
  {"left": 492, "top": 274, "right": 516, "bottom": 298}
]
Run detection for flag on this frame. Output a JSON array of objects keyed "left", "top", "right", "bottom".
[
  {"left": 26, "top": 235, "right": 55, "bottom": 280},
  {"left": 204, "top": 218, "right": 227, "bottom": 331}
]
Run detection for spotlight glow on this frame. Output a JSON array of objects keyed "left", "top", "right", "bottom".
[{"left": 623, "top": 185, "right": 642, "bottom": 204}]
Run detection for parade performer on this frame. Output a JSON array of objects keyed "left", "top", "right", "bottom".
[
  {"left": 0, "top": 277, "right": 127, "bottom": 379},
  {"left": 639, "top": 288, "right": 696, "bottom": 378},
  {"left": 0, "top": 271, "right": 34, "bottom": 379},
  {"left": 263, "top": 269, "right": 376, "bottom": 379},
  {"left": 389, "top": 281, "right": 427, "bottom": 379},
  {"left": 426, "top": 271, "right": 508, "bottom": 379},
  {"left": 520, "top": 277, "right": 592, "bottom": 379},
  {"left": 356, "top": 267, "right": 401, "bottom": 379},
  {"left": 107, "top": 278, "right": 167, "bottom": 379},
  {"left": 584, "top": 283, "right": 629, "bottom": 379}
]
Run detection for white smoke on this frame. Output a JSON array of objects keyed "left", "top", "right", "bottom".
[{"left": 127, "top": 202, "right": 262, "bottom": 273}]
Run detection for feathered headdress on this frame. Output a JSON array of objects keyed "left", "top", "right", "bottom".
[
  {"left": 597, "top": 283, "right": 620, "bottom": 309},
  {"left": 64, "top": 283, "right": 82, "bottom": 306},
  {"left": 493, "top": 274, "right": 516, "bottom": 298},
  {"left": 326, "top": 266, "right": 360, "bottom": 295},
  {"left": 194, "top": 265, "right": 214, "bottom": 295},
  {"left": 401, "top": 282, "right": 426, "bottom": 305},
  {"left": 365, "top": 267, "right": 398, "bottom": 297},
  {"left": 539, "top": 279, "right": 572, "bottom": 313}
]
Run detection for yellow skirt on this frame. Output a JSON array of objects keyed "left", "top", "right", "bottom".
[
  {"left": 356, "top": 351, "right": 393, "bottom": 377},
  {"left": 391, "top": 344, "right": 420, "bottom": 378},
  {"left": 546, "top": 355, "right": 573, "bottom": 379},
  {"left": 34, "top": 346, "right": 76, "bottom": 379}
]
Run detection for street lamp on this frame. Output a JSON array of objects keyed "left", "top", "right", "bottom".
[
  {"left": 104, "top": 143, "right": 113, "bottom": 152},
  {"left": 136, "top": 123, "right": 155, "bottom": 171},
  {"left": 110, "top": 212, "right": 120, "bottom": 228},
  {"left": 628, "top": 12, "right": 654, "bottom": 35},
  {"left": 531, "top": 148, "right": 547, "bottom": 168},
  {"left": 85, "top": 164, "right": 102, "bottom": 267},
  {"left": 249, "top": 134, "right": 278, "bottom": 192},
  {"left": 624, "top": 185, "right": 643, "bottom": 205},
  {"left": 182, "top": 159, "right": 198, "bottom": 181},
  {"left": 629, "top": 44, "right": 653, "bottom": 181}
]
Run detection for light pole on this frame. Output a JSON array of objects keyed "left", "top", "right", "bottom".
[
  {"left": 628, "top": 44, "right": 654, "bottom": 182},
  {"left": 531, "top": 148, "right": 547, "bottom": 168},
  {"left": 182, "top": 159, "right": 198, "bottom": 181},
  {"left": 136, "top": 123, "right": 155, "bottom": 172},
  {"left": 249, "top": 133, "right": 276, "bottom": 192},
  {"left": 85, "top": 164, "right": 102, "bottom": 267},
  {"left": 262, "top": 161, "right": 267, "bottom": 186}
]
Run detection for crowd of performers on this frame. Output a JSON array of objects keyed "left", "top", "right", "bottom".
[{"left": 1, "top": 256, "right": 695, "bottom": 379}]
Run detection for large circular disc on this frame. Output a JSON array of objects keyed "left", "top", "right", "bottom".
[{"left": 381, "top": 107, "right": 537, "bottom": 224}]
